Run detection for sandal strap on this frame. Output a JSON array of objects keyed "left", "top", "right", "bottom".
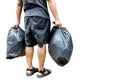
[
  {"left": 37, "top": 68, "right": 51, "bottom": 78},
  {"left": 38, "top": 68, "right": 51, "bottom": 74},
  {"left": 38, "top": 68, "right": 45, "bottom": 74},
  {"left": 26, "top": 67, "right": 38, "bottom": 71},
  {"left": 44, "top": 68, "right": 51, "bottom": 74},
  {"left": 26, "top": 67, "right": 38, "bottom": 76}
]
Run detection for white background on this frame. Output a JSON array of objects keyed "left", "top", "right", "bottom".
[{"left": 0, "top": 0, "right": 120, "bottom": 80}]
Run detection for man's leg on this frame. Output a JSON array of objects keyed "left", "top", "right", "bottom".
[
  {"left": 26, "top": 46, "right": 38, "bottom": 76},
  {"left": 37, "top": 44, "right": 51, "bottom": 78},
  {"left": 37, "top": 44, "right": 46, "bottom": 70},
  {"left": 26, "top": 47, "right": 34, "bottom": 69}
]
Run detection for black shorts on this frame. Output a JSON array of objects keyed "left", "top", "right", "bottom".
[{"left": 24, "top": 16, "right": 51, "bottom": 47}]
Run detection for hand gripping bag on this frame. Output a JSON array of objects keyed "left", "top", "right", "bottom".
[
  {"left": 48, "top": 26, "right": 73, "bottom": 66},
  {"left": 6, "top": 27, "right": 25, "bottom": 59}
]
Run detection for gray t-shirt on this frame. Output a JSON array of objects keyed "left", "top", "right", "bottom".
[{"left": 22, "top": 0, "right": 50, "bottom": 19}]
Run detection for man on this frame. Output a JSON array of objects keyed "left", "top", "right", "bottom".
[{"left": 14, "top": 0, "right": 62, "bottom": 78}]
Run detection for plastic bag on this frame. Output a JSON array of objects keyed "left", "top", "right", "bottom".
[
  {"left": 6, "top": 27, "right": 25, "bottom": 59},
  {"left": 48, "top": 26, "right": 73, "bottom": 66}
]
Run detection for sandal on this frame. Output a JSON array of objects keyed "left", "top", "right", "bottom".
[
  {"left": 37, "top": 68, "right": 51, "bottom": 78},
  {"left": 26, "top": 67, "right": 38, "bottom": 76}
]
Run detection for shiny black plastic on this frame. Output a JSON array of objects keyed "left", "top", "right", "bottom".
[
  {"left": 6, "top": 27, "right": 25, "bottom": 59},
  {"left": 48, "top": 26, "right": 73, "bottom": 66}
]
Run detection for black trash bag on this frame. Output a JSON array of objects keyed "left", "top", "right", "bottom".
[
  {"left": 6, "top": 27, "right": 25, "bottom": 59},
  {"left": 48, "top": 26, "right": 73, "bottom": 66}
]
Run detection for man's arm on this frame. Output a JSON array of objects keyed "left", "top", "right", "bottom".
[
  {"left": 47, "top": 0, "right": 62, "bottom": 27},
  {"left": 14, "top": 0, "right": 23, "bottom": 27}
]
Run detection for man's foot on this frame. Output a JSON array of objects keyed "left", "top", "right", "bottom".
[
  {"left": 26, "top": 67, "right": 38, "bottom": 76},
  {"left": 37, "top": 68, "right": 51, "bottom": 78}
]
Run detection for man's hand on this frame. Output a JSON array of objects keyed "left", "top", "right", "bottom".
[
  {"left": 14, "top": 21, "right": 20, "bottom": 28},
  {"left": 55, "top": 20, "right": 62, "bottom": 27}
]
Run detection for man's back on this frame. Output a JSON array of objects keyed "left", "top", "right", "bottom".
[{"left": 22, "top": 0, "right": 50, "bottom": 19}]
